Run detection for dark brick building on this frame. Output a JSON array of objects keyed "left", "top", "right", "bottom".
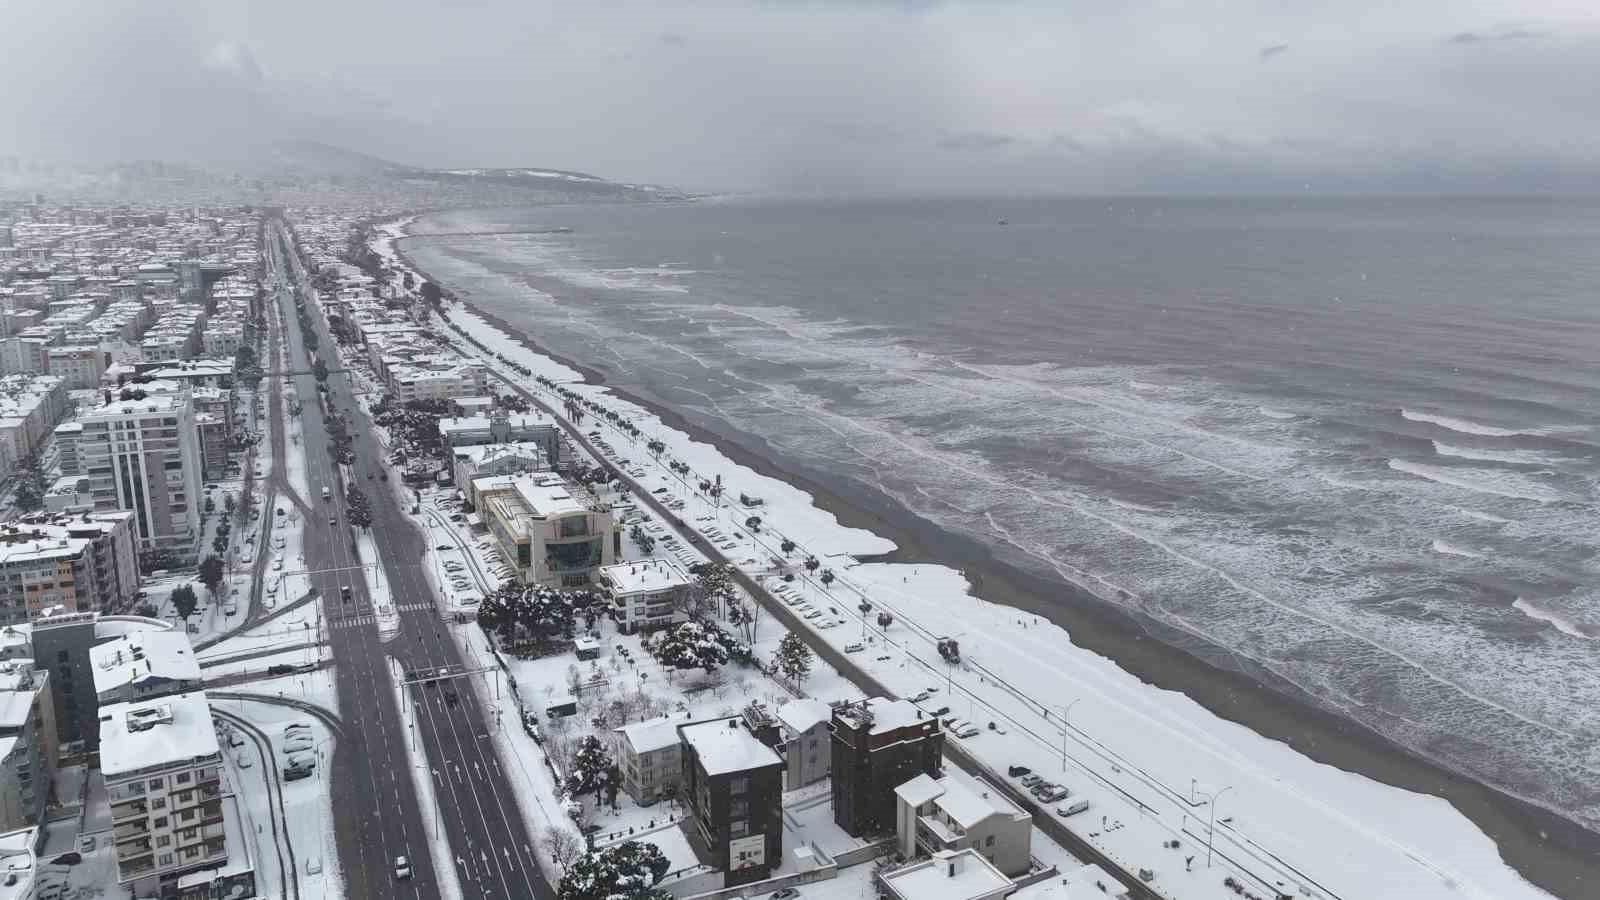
[
  {"left": 678, "top": 716, "right": 786, "bottom": 887},
  {"left": 831, "top": 697, "right": 943, "bottom": 837}
]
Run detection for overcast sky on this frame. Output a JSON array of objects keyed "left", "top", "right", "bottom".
[{"left": 3, "top": 0, "right": 1599, "bottom": 193}]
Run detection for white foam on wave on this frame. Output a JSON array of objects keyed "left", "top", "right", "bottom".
[
  {"left": 1432, "top": 539, "right": 1484, "bottom": 559},
  {"left": 1258, "top": 406, "right": 1298, "bottom": 420},
  {"left": 1512, "top": 598, "right": 1597, "bottom": 640},
  {"left": 1387, "top": 459, "right": 1570, "bottom": 504},
  {"left": 1401, "top": 409, "right": 1543, "bottom": 438},
  {"left": 1432, "top": 441, "right": 1560, "bottom": 466}
]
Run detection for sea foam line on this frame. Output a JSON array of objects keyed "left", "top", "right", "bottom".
[
  {"left": 1402, "top": 409, "right": 1543, "bottom": 438},
  {"left": 1513, "top": 599, "right": 1597, "bottom": 641}
]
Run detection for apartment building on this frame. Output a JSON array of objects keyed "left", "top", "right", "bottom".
[
  {"left": 475, "top": 473, "right": 616, "bottom": 587},
  {"left": 773, "top": 698, "right": 832, "bottom": 789},
  {"left": 615, "top": 716, "right": 683, "bottom": 806},
  {"left": 44, "top": 346, "right": 105, "bottom": 390},
  {"left": 832, "top": 698, "right": 944, "bottom": 838},
  {"left": 100, "top": 693, "right": 228, "bottom": 888},
  {"left": 0, "top": 513, "right": 140, "bottom": 626},
  {"left": 0, "top": 662, "right": 55, "bottom": 834},
  {"left": 74, "top": 393, "right": 202, "bottom": 556},
  {"left": 30, "top": 602, "right": 176, "bottom": 754},
  {"left": 441, "top": 412, "right": 562, "bottom": 467},
  {"left": 450, "top": 442, "right": 548, "bottom": 490},
  {"left": 596, "top": 558, "right": 692, "bottom": 634},
  {"left": 894, "top": 770, "right": 1033, "bottom": 876},
  {"left": 390, "top": 360, "right": 487, "bottom": 404},
  {"left": 0, "top": 375, "right": 67, "bottom": 478},
  {"left": 678, "top": 716, "right": 785, "bottom": 887}
]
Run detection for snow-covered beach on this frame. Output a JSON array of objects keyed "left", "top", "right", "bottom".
[{"left": 377, "top": 214, "right": 1582, "bottom": 900}]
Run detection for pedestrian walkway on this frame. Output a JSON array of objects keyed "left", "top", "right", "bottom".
[
  {"left": 397, "top": 602, "right": 436, "bottom": 613},
  {"left": 329, "top": 615, "right": 377, "bottom": 629}
]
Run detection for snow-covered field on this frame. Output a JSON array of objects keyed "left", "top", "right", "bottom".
[{"left": 406, "top": 279, "right": 1555, "bottom": 900}]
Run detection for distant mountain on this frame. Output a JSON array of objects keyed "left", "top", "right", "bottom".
[{"left": 261, "top": 139, "right": 419, "bottom": 177}]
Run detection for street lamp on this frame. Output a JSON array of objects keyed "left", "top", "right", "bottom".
[
  {"left": 1060, "top": 698, "right": 1081, "bottom": 771},
  {"left": 1207, "top": 785, "right": 1235, "bottom": 868}
]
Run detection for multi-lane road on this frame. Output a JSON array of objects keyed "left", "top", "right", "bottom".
[{"left": 265, "top": 219, "right": 548, "bottom": 899}]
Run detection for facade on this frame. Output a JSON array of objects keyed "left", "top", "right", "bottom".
[
  {"left": 100, "top": 692, "right": 228, "bottom": 888},
  {"left": 894, "top": 771, "right": 1032, "bottom": 877},
  {"left": 475, "top": 474, "right": 616, "bottom": 587},
  {"left": 596, "top": 558, "right": 692, "bottom": 634},
  {"left": 450, "top": 442, "right": 548, "bottom": 490},
  {"left": 74, "top": 393, "right": 203, "bottom": 556},
  {"left": 0, "top": 663, "right": 55, "bottom": 834},
  {"left": 441, "top": 412, "right": 561, "bottom": 466},
  {"left": 677, "top": 717, "right": 785, "bottom": 887},
  {"left": 390, "top": 361, "right": 487, "bottom": 404},
  {"left": 44, "top": 346, "right": 105, "bottom": 390},
  {"left": 615, "top": 716, "right": 683, "bottom": 806},
  {"left": 831, "top": 698, "right": 944, "bottom": 838},
  {"left": 773, "top": 698, "right": 832, "bottom": 789},
  {"left": 0, "top": 375, "right": 67, "bottom": 478}
]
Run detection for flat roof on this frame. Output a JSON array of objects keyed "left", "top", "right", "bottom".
[
  {"left": 679, "top": 718, "right": 782, "bottom": 777},
  {"left": 90, "top": 631, "right": 200, "bottom": 697},
  {"left": 0, "top": 691, "right": 32, "bottom": 730},
  {"left": 599, "top": 558, "right": 692, "bottom": 596},
  {"left": 776, "top": 698, "right": 831, "bottom": 736},
  {"left": 98, "top": 692, "right": 219, "bottom": 777},
  {"left": 513, "top": 475, "right": 588, "bottom": 517},
  {"left": 881, "top": 849, "right": 1011, "bottom": 900},
  {"left": 619, "top": 716, "right": 683, "bottom": 755}
]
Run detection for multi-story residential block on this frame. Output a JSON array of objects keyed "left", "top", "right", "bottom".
[
  {"left": 89, "top": 631, "right": 201, "bottom": 706},
  {"left": 100, "top": 692, "right": 228, "bottom": 888},
  {"left": 832, "top": 698, "right": 944, "bottom": 838},
  {"left": 441, "top": 412, "right": 561, "bottom": 466},
  {"left": 894, "top": 770, "right": 1033, "bottom": 876},
  {"left": 0, "top": 662, "right": 55, "bottom": 834},
  {"left": 596, "top": 558, "right": 691, "bottom": 634},
  {"left": 773, "top": 699, "right": 832, "bottom": 789},
  {"left": 44, "top": 346, "right": 105, "bottom": 390},
  {"left": 474, "top": 473, "right": 616, "bottom": 587},
  {"left": 678, "top": 716, "right": 785, "bottom": 887},
  {"left": 0, "top": 375, "right": 67, "bottom": 478},
  {"left": 0, "top": 338, "right": 46, "bottom": 376},
  {"left": 615, "top": 716, "right": 683, "bottom": 806},
  {"left": 449, "top": 442, "right": 548, "bottom": 490},
  {"left": 0, "top": 513, "right": 140, "bottom": 626},
  {"left": 74, "top": 393, "right": 202, "bottom": 556},
  {"left": 50, "top": 422, "right": 80, "bottom": 476},
  {"left": 30, "top": 611, "right": 177, "bottom": 752}
]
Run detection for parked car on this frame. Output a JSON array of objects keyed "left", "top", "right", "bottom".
[
  {"left": 283, "top": 767, "right": 313, "bottom": 782},
  {"left": 843, "top": 643, "right": 864, "bottom": 653},
  {"left": 1056, "top": 799, "right": 1090, "bottom": 817},
  {"left": 1020, "top": 774, "right": 1044, "bottom": 788},
  {"left": 1038, "top": 785, "right": 1070, "bottom": 803},
  {"left": 267, "top": 664, "right": 296, "bottom": 676},
  {"left": 1008, "top": 765, "right": 1031, "bottom": 778},
  {"left": 770, "top": 889, "right": 800, "bottom": 900}
]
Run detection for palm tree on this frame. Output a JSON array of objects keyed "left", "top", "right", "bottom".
[
  {"left": 780, "top": 539, "right": 796, "bottom": 557},
  {"left": 820, "top": 569, "right": 835, "bottom": 588},
  {"left": 804, "top": 557, "right": 819, "bottom": 575}
]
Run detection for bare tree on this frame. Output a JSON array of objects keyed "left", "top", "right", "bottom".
[{"left": 541, "top": 825, "right": 583, "bottom": 873}]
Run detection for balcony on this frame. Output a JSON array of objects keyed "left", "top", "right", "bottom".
[
  {"left": 916, "top": 816, "right": 963, "bottom": 856},
  {"left": 117, "top": 853, "right": 156, "bottom": 878},
  {"left": 110, "top": 799, "right": 148, "bottom": 822},
  {"left": 115, "top": 837, "right": 152, "bottom": 860},
  {"left": 113, "top": 820, "right": 150, "bottom": 842}
]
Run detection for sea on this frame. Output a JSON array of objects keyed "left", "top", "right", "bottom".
[{"left": 404, "top": 195, "right": 1600, "bottom": 831}]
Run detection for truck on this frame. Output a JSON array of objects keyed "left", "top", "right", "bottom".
[{"left": 321, "top": 485, "right": 332, "bottom": 500}]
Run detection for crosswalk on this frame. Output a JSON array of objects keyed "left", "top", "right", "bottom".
[
  {"left": 329, "top": 615, "right": 376, "bottom": 630},
  {"left": 397, "top": 602, "right": 435, "bottom": 613}
]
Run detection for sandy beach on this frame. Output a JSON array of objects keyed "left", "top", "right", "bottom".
[{"left": 392, "top": 224, "right": 1600, "bottom": 900}]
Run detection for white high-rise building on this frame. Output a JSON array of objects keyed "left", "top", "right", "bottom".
[{"left": 74, "top": 393, "right": 202, "bottom": 558}]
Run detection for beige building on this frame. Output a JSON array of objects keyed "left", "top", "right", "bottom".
[
  {"left": 0, "top": 662, "right": 55, "bottom": 834},
  {"left": 475, "top": 474, "right": 616, "bottom": 587},
  {"left": 0, "top": 513, "right": 140, "bottom": 625},
  {"left": 596, "top": 558, "right": 691, "bottom": 634},
  {"left": 72, "top": 393, "right": 203, "bottom": 557},
  {"left": 101, "top": 692, "right": 228, "bottom": 887},
  {"left": 615, "top": 716, "right": 684, "bottom": 806}
]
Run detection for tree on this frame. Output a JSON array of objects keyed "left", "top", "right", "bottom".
[
  {"left": 776, "top": 633, "right": 812, "bottom": 689},
  {"left": 345, "top": 484, "right": 372, "bottom": 528},
  {"left": 779, "top": 539, "right": 796, "bottom": 557},
  {"left": 557, "top": 841, "right": 672, "bottom": 900},
  {"left": 744, "top": 516, "right": 761, "bottom": 533},
  {"left": 692, "top": 563, "right": 736, "bottom": 621},
  {"left": 135, "top": 602, "right": 160, "bottom": 618},
  {"left": 803, "top": 556, "right": 820, "bottom": 575},
  {"left": 542, "top": 826, "right": 583, "bottom": 873},
  {"left": 650, "top": 620, "right": 743, "bottom": 679},
  {"left": 419, "top": 282, "right": 443, "bottom": 307},
  {"left": 224, "top": 493, "right": 237, "bottom": 518},
  {"left": 563, "top": 735, "right": 615, "bottom": 801},
  {"left": 199, "top": 556, "right": 225, "bottom": 596},
  {"left": 312, "top": 359, "right": 329, "bottom": 382},
  {"left": 170, "top": 584, "right": 199, "bottom": 624},
  {"left": 820, "top": 568, "right": 835, "bottom": 588}
]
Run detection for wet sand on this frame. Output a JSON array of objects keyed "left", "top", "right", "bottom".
[{"left": 395, "top": 230, "right": 1599, "bottom": 900}]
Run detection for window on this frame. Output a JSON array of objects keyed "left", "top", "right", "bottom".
[
  {"left": 176, "top": 772, "right": 191, "bottom": 784},
  {"left": 183, "top": 846, "right": 200, "bottom": 859},
  {"left": 178, "top": 790, "right": 192, "bottom": 803},
  {"left": 153, "top": 817, "right": 167, "bottom": 828},
  {"left": 729, "top": 776, "right": 749, "bottom": 795},
  {"left": 156, "top": 836, "right": 171, "bottom": 847},
  {"left": 729, "top": 819, "right": 749, "bottom": 838},
  {"left": 153, "top": 798, "right": 165, "bottom": 809},
  {"left": 148, "top": 777, "right": 163, "bottom": 790},
  {"left": 159, "top": 853, "right": 173, "bottom": 866},
  {"left": 180, "top": 809, "right": 195, "bottom": 822},
  {"left": 985, "top": 835, "right": 995, "bottom": 847}
]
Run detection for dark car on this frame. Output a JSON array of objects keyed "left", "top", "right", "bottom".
[
  {"left": 1008, "top": 765, "right": 1031, "bottom": 778},
  {"left": 267, "top": 664, "right": 296, "bottom": 676}
]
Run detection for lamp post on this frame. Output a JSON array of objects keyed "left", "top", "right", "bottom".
[
  {"left": 1061, "top": 698, "right": 1080, "bottom": 771},
  {"left": 1207, "top": 785, "right": 1235, "bottom": 868}
]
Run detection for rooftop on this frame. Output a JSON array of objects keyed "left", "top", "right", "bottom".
[
  {"left": 599, "top": 558, "right": 693, "bottom": 596},
  {"left": 835, "top": 696, "right": 930, "bottom": 736},
  {"left": 618, "top": 716, "right": 682, "bottom": 755},
  {"left": 880, "top": 849, "right": 1012, "bottom": 900},
  {"left": 0, "top": 827, "right": 36, "bottom": 900},
  {"left": 89, "top": 630, "right": 200, "bottom": 697},
  {"left": 679, "top": 717, "right": 783, "bottom": 777},
  {"left": 97, "top": 692, "right": 219, "bottom": 777},
  {"left": 511, "top": 474, "right": 592, "bottom": 517},
  {"left": 775, "top": 698, "right": 832, "bottom": 736},
  {"left": 79, "top": 392, "right": 187, "bottom": 419}
]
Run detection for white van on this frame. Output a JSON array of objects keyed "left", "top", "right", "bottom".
[{"left": 1056, "top": 799, "right": 1091, "bottom": 817}]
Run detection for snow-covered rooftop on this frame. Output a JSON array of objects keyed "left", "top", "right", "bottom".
[
  {"left": 512, "top": 474, "right": 589, "bottom": 517},
  {"left": 98, "top": 691, "right": 219, "bottom": 777},
  {"left": 837, "top": 696, "right": 928, "bottom": 736},
  {"left": 880, "top": 849, "right": 1011, "bottom": 900},
  {"left": 775, "top": 698, "right": 831, "bottom": 736},
  {"left": 599, "top": 557, "right": 692, "bottom": 596},
  {"left": 0, "top": 826, "right": 36, "bottom": 900},
  {"left": 679, "top": 717, "right": 783, "bottom": 777},
  {"left": 619, "top": 716, "right": 683, "bottom": 755},
  {"left": 89, "top": 630, "right": 200, "bottom": 697}
]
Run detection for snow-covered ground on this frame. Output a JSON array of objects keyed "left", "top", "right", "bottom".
[
  {"left": 357, "top": 531, "right": 401, "bottom": 637},
  {"left": 389, "top": 665, "right": 465, "bottom": 900},
  {"left": 402, "top": 279, "right": 1556, "bottom": 900}
]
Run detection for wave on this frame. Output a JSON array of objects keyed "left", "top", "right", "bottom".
[
  {"left": 1258, "top": 406, "right": 1298, "bottom": 420},
  {"left": 1387, "top": 459, "right": 1570, "bottom": 504},
  {"left": 1432, "top": 441, "right": 1561, "bottom": 466},
  {"left": 1432, "top": 539, "right": 1485, "bottom": 559},
  {"left": 1512, "top": 598, "right": 1598, "bottom": 640},
  {"left": 1401, "top": 409, "right": 1543, "bottom": 438}
]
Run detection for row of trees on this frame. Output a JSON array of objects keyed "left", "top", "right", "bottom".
[{"left": 344, "top": 484, "right": 372, "bottom": 529}]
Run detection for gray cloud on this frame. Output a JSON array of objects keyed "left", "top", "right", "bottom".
[{"left": 1, "top": 0, "right": 1597, "bottom": 193}]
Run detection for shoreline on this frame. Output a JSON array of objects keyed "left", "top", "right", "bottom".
[{"left": 392, "top": 225, "right": 1598, "bottom": 900}]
